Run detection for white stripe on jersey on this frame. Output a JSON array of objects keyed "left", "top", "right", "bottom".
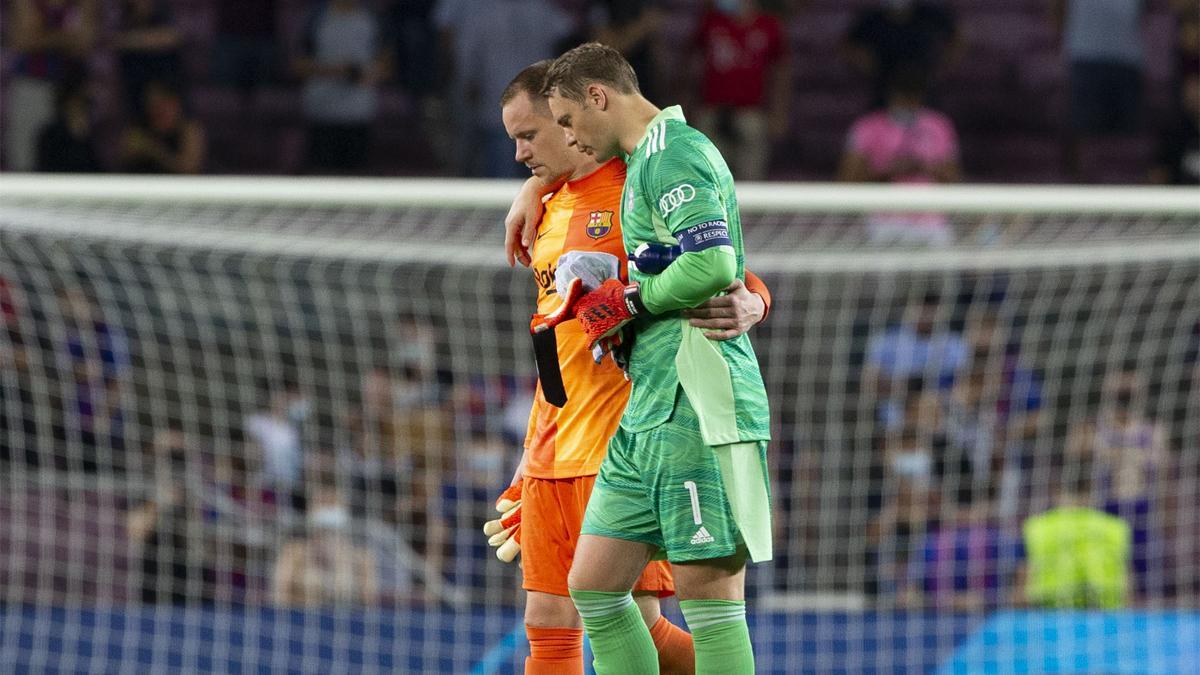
[{"left": 647, "top": 122, "right": 667, "bottom": 156}]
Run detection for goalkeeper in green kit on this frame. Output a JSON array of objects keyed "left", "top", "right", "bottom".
[{"left": 534, "top": 43, "right": 772, "bottom": 674}]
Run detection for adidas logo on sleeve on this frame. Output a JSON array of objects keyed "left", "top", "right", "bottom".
[{"left": 690, "top": 527, "right": 715, "bottom": 545}]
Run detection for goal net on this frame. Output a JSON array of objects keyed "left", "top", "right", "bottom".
[{"left": 0, "top": 176, "right": 1197, "bottom": 674}]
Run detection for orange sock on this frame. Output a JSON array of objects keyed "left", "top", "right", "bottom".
[
  {"left": 524, "top": 625, "right": 584, "bottom": 675},
  {"left": 649, "top": 614, "right": 696, "bottom": 675}
]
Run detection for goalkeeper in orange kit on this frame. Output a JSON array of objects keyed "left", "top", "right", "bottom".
[{"left": 484, "top": 61, "right": 772, "bottom": 675}]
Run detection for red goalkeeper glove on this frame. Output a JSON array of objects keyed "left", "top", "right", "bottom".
[
  {"left": 532, "top": 278, "right": 644, "bottom": 351},
  {"left": 482, "top": 479, "right": 522, "bottom": 563}
]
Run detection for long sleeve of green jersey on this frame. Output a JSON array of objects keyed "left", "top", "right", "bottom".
[
  {"left": 637, "top": 136, "right": 739, "bottom": 314},
  {"left": 640, "top": 247, "right": 736, "bottom": 314}
]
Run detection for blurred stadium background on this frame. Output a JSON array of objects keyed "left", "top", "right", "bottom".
[{"left": 1, "top": 0, "right": 1198, "bottom": 674}]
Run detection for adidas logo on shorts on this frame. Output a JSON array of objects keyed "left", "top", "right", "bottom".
[{"left": 689, "top": 527, "right": 715, "bottom": 545}]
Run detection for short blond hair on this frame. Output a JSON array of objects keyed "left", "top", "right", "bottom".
[{"left": 542, "top": 42, "right": 640, "bottom": 103}]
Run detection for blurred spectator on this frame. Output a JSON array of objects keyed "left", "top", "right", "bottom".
[
  {"left": 118, "top": 80, "right": 207, "bottom": 173},
  {"left": 940, "top": 365, "right": 998, "bottom": 492},
  {"left": 271, "top": 476, "right": 378, "bottom": 606},
  {"left": 692, "top": 0, "right": 790, "bottom": 180},
  {"left": 245, "top": 377, "right": 310, "bottom": 510},
  {"left": 430, "top": 0, "right": 478, "bottom": 175},
  {"left": 869, "top": 424, "right": 939, "bottom": 598},
  {"left": 454, "top": 0, "right": 574, "bottom": 177},
  {"left": 342, "top": 363, "right": 453, "bottom": 604},
  {"left": 344, "top": 363, "right": 451, "bottom": 513},
  {"left": 35, "top": 80, "right": 102, "bottom": 173},
  {"left": 1150, "top": 72, "right": 1199, "bottom": 185},
  {"left": 844, "top": 0, "right": 958, "bottom": 107},
  {"left": 0, "top": 276, "right": 36, "bottom": 466},
  {"left": 211, "top": 0, "right": 279, "bottom": 92},
  {"left": 838, "top": 66, "right": 961, "bottom": 245},
  {"left": 957, "top": 311, "right": 1044, "bottom": 518},
  {"left": 1052, "top": 0, "right": 1146, "bottom": 178},
  {"left": 962, "top": 311, "right": 1043, "bottom": 441},
  {"left": 1067, "top": 369, "right": 1167, "bottom": 595},
  {"left": 292, "top": 0, "right": 390, "bottom": 174},
  {"left": 1019, "top": 466, "right": 1130, "bottom": 608},
  {"left": 864, "top": 290, "right": 967, "bottom": 429},
  {"left": 592, "top": 0, "right": 665, "bottom": 103},
  {"left": 54, "top": 282, "right": 129, "bottom": 473},
  {"left": 126, "top": 427, "right": 215, "bottom": 604},
  {"left": 115, "top": 0, "right": 183, "bottom": 116},
  {"left": 384, "top": 0, "right": 442, "bottom": 172},
  {"left": 902, "top": 490, "right": 1022, "bottom": 611},
  {"left": 386, "top": 0, "right": 439, "bottom": 100},
  {"left": 3, "top": 0, "right": 97, "bottom": 171},
  {"left": 1175, "top": 4, "right": 1200, "bottom": 84},
  {"left": 393, "top": 312, "right": 441, "bottom": 383}
]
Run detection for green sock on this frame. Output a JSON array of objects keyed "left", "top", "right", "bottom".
[
  {"left": 679, "top": 599, "right": 754, "bottom": 674},
  {"left": 569, "top": 589, "right": 659, "bottom": 674}
]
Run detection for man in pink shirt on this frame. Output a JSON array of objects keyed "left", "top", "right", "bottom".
[
  {"left": 839, "top": 67, "right": 962, "bottom": 245},
  {"left": 693, "top": 0, "right": 790, "bottom": 180}
]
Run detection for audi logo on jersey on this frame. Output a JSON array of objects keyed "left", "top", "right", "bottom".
[{"left": 658, "top": 184, "right": 696, "bottom": 215}]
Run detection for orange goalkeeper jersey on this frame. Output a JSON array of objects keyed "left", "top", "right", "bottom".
[{"left": 524, "top": 158, "right": 630, "bottom": 479}]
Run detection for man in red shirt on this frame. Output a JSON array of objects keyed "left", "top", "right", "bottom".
[{"left": 693, "top": 0, "right": 790, "bottom": 180}]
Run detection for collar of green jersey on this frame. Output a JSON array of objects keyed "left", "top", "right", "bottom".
[{"left": 627, "top": 105, "right": 686, "bottom": 161}]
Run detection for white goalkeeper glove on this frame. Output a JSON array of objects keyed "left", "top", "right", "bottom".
[{"left": 482, "top": 479, "right": 522, "bottom": 563}]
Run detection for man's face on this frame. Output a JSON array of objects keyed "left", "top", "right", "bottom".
[
  {"left": 502, "top": 93, "right": 577, "bottom": 179},
  {"left": 548, "top": 89, "right": 619, "bottom": 162}
]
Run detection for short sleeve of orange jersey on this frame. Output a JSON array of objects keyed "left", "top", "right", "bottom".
[{"left": 523, "top": 159, "right": 632, "bottom": 479}]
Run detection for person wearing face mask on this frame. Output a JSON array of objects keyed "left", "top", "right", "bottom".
[
  {"left": 1066, "top": 370, "right": 1167, "bottom": 597},
  {"left": 272, "top": 478, "right": 378, "bottom": 606},
  {"left": 838, "top": 66, "right": 961, "bottom": 246},
  {"left": 126, "top": 427, "right": 214, "bottom": 605},
  {"left": 691, "top": 0, "right": 790, "bottom": 181},
  {"left": 844, "top": 0, "right": 958, "bottom": 107},
  {"left": 245, "top": 378, "right": 310, "bottom": 511},
  {"left": 36, "top": 79, "right": 102, "bottom": 172},
  {"left": 868, "top": 425, "right": 938, "bottom": 600}
]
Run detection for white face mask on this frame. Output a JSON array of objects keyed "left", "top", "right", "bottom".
[
  {"left": 391, "top": 383, "right": 424, "bottom": 409},
  {"left": 891, "top": 450, "right": 932, "bottom": 478},
  {"left": 309, "top": 505, "right": 349, "bottom": 531},
  {"left": 287, "top": 398, "right": 312, "bottom": 422}
]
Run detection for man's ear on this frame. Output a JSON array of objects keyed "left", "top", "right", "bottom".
[{"left": 587, "top": 84, "right": 609, "bottom": 111}]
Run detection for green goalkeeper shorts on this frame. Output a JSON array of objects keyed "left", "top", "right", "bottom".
[{"left": 581, "top": 388, "right": 771, "bottom": 563}]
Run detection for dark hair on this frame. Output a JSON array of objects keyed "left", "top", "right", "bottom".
[
  {"left": 500, "top": 60, "right": 553, "bottom": 109},
  {"left": 1060, "top": 463, "right": 1094, "bottom": 498},
  {"left": 889, "top": 62, "right": 930, "bottom": 99},
  {"left": 542, "top": 42, "right": 640, "bottom": 103},
  {"left": 54, "top": 80, "right": 89, "bottom": 116}
]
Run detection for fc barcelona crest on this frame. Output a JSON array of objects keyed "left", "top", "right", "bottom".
[{"left": 586, "top": 210, "right": 614, "bottom": 239}]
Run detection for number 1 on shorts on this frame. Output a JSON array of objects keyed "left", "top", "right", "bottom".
[{"left": 683, "top": 480, "right": 702, "bottom": 525}]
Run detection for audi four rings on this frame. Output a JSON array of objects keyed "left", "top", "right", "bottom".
[{"left": 658, "top": 184, "right": 696, "bottom": 214}]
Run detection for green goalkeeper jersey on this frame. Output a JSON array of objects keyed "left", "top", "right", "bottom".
[{"left": 618, "top": 105, "right": 770, "bottom": 444}]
